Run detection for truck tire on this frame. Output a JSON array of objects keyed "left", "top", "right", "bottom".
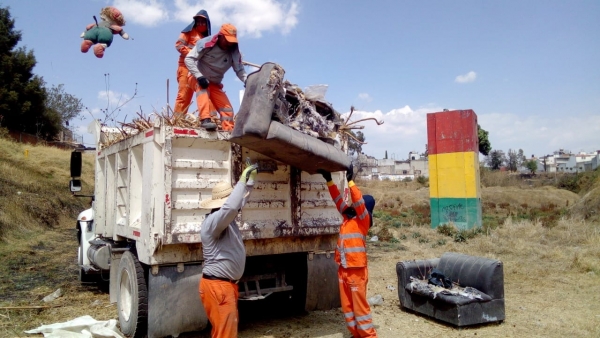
[{"left": 117, "top": 251, "right": 148, "bottom": 338}]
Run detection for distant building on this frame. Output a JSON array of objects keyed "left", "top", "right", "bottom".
[
  {"left": 536, "top": 149, "right": 600, "bottom": 173},
  {"left": 356, "top": 151, "right": 429, "bottom": 180}
]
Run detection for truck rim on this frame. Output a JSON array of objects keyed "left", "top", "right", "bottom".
[{"left": 119, "top": 268, "right": 133, "bottom": 321}]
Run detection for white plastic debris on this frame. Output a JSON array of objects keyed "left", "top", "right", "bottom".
[
  {"left": 367, "top": 294, "right": 384, "bottom": 306},
  {"left": 42, "top": 288, "right": 63, "bottom": 303},
  {"left": 369, "top": 236, "right": 379, "bottom": 242},
  {"left": 303, "top": 84, "right": 328, "bottom": 101},
  {"left": 25, "top": 315, "right": 124, "bottom": 338}
]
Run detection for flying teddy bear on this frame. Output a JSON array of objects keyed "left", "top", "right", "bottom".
[{"left": 80, "top": 6, "right": 129, "bottom": 58}]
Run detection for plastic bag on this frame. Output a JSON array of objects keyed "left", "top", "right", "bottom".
[
  {"left": 367, "top": 294, "right": 384, "bottom": 306},
  {"left": 304, "top": 84, "right": 328, "bottom": 101}
]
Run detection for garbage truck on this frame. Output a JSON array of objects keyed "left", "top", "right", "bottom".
[{"left": 69, "top": 63, "right": 352, "bottom": 338}]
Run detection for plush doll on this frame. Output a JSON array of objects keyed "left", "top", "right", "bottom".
[{"left": 80, "top": 6, "right": 129, "bottom": 58}]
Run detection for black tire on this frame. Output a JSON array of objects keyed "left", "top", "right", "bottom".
[{"left": 117, "top": 251, "right": 148, "bottom": 338}]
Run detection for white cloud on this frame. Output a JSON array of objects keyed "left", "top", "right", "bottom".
[
  {"left": 98, "top": 90, "right": 132, "bottom": 110},
  {"left": 455, "top": 71, "right": 477, "bottom": 84},
  {"left": 478, "top": 112, "right": 600, "bottom": 157},
  {"left": 341, "top": 105, "right": 443, "bottom": 159},
  {"left": 340, "top": 105, "right": 600, "bottom": 161},
  {"left": 172, "top": 0, "right": 299, "bottom": 37},
  {"left": 358, "top": 93, "right": 372, "bottom": 102},
  {"left": 112, "top": 0, "right": 169, "bottom": 27}
]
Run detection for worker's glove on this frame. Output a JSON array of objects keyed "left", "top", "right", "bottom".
[
  {"left": 346, "top": 162, "right": 354, "bottom": 182},
  {"left": 317, "top": 169, "right": 332, "bottom": 182},
  {"left": 197, "top": 76, "right": 209, "bottom": 89},
  {"left": 240, "top": 164, "right": 259, "bottom": 185}
]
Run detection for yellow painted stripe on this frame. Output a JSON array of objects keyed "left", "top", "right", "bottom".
[{"left": 429, "top": 152, "right": 480, "bottom": 198}]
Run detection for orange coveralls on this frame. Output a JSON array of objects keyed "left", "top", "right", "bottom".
[
  {"left": 327, "top": 180, "right": 378, "bottom": 338},
  {"left": 199, "top": 278, "right": 239, "bottom": 338},
  {"left": 174, "top": 29, "right": 206, "bottom": 114}
]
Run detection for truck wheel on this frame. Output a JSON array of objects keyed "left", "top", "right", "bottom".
[{"left": 117, "top": 251, "right": 148, "bottom": 338}]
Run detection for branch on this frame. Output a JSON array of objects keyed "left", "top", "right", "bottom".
[{"left": 342, "top": 130, "right": 367, "bottom": 144}]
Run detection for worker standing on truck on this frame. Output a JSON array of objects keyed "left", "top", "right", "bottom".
[
  {"left": 174, "top": 10, "right": 212, "bottom": 115},
  {"left": 318, "top": 165, "right": 378, "bottom": 338},
  {"left": 198, "top": 164, "right": 258, "bottom": 337},
  {"left": 184, "top": 23, "right": 247, "bottom": 132}
]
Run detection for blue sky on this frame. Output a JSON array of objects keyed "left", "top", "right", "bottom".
[{"left": 4, "top": 0, "right": 600, "bottom": 160}]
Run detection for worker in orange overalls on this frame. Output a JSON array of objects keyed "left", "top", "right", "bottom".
[
  {"left": 318, "top": 165, "right": 378, "bottom": 338},
  {"left": 184, "top": 23, "right": 247, "bottom": 131},
  {"left": 173, "top": 10, "right": 211, "bottom": 115}
]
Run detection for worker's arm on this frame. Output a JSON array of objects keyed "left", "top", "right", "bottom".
[
  {"left": 207, "top": 182, "right": 251, "bottom": 237},
  {"left": 348, "top": 181, "right": 370, "bottom": 235},
  {"left": 175, "top": 32, "right": 192, "bottom": 56},
  {"left": 207, "top": 165, "right": 258, "bottom": 237},
  {"left": 184, "top": 43, "right": 205, "bottom": 79},
  {"left": 231, "top": 48, "right": 248, "bottom": 83},
  {"left": 318, "top": 170, "right": 350, "bottom": 214}
]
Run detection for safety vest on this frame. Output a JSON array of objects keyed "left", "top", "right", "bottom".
[
  {"left": 327, "top": 181, "right": 370, "bottom": 268},
  {"left": 175, "top": 30, "right": 206, "bottom": 65}
]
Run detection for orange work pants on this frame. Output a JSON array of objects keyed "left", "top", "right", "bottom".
[
  {"left": 199, "top": 277, "right": 239, "bottom": 338},
  {"left": 189, "top": 76, "right": 235, "bottom": 131},
  {"left": 338, "top": 266, "right": 378, "bottom": 338},
  {"left": 174, "top": 65, "right": 195, "bottom": 114}
]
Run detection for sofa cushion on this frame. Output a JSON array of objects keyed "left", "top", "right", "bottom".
[{"left": 405, "top": 277, "right": 492, "bottom": 305}]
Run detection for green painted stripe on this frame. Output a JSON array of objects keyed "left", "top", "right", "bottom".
[{"left": 430, "top": 197, "right": 482, "bottom": 230}]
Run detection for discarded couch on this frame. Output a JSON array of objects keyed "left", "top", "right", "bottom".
[
  {"left": 396, "top": 252, "right": 505, "bottom": 326},
  {"left": 230, "top": 62, "right": 351, "bottom": 174}
]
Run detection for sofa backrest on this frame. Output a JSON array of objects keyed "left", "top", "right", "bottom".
[{"left": 438, "top": 252, "right": 504, "bottom": 299}]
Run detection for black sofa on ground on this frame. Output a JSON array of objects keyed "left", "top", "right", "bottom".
[{"left": 396, "top": 252, "right": 505, "bottom": 326}]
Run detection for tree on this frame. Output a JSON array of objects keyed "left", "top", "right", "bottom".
[
  {"left": 517, "top": 149, "right": 527, "bottom": 168},
  {"left": 46, "top": 84, "right": 83, "bottom": 125},
  {"left": 485, "top": 149, "right": 506, "bottom": 170},
  {"left": 477, "top": 124, "right": 491, "bottom": 156},
  {"left": 0, "top": 6, "right": 59, "bottom": 139},
  {"left": 507, "top": 149, "right": 518, "bottom": 172},
  {"left": 525, "top": 159, "right": 538, "bottom": 174},
  {"left": 347, "top": 130, "right": 365, "bottom": 156}
]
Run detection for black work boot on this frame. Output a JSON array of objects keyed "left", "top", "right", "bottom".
[{"left": 200, "top": 118, "right": 217, "bottom": 131}]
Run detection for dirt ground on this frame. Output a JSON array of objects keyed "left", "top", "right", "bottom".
[{"left": 1, "top": 186, "right": 599, "bottom": 338}]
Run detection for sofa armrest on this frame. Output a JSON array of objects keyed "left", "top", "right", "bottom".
[{"left": 396, "top": 258, "right": 439, "bottom": 306}]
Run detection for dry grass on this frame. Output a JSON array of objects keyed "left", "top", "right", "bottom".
[
  {"left": 1, "top": 138, "right": 599, "bottom": 337},
  {"left": 0, "top": 137, "right": 94, "bottom": 240}
]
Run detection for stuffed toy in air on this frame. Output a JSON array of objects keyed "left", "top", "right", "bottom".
[{"left": 80, "top": 6, "right": 129, "bottom": 58}]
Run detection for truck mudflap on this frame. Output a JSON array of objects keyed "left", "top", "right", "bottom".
[
  {"left": 147, "top": 264, "right": 207, "bottom": 338},
  {"left": 305, "top": 251, "right": 341, "bottom": 311}
]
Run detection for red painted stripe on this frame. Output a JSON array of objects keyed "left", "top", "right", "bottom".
[
  {"left": 427, "top": 110, "right": 478, "bottom": 155},
  {"left": 174, "top": 128, "right": 199, "bottom": 136},
  {"left": 145, "top": 130, "right": 154, "bottom": 137},
  {"left": 133, "top": 230, "right": 141, "bottom": 237}
]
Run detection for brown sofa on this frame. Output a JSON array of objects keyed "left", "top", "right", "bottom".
[{"left": 396, "top": 252, "right": 505, "bottom": 326}]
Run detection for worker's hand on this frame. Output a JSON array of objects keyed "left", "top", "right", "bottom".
[
  {"left": 197, "top": 76, "right": 209, "bottom": 89},
  {"left": 240, "top": 164, "right": 259, "bottom": 185},
  {"left": 317, "top": 169, "right": 332, "bottom": 182},
  {"left": 346, "top": 162, "right": 354, "bottom": 182}
]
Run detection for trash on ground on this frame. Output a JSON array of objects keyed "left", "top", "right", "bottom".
[
  {"left": 25, "top": 315, "right": 124, "bottom": 338},
  {"left": 368, "top": 294, "right": 384, "bottom": 306},
  {"left": 42, "top": 288, "right": 63, "bottom": 303}
]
